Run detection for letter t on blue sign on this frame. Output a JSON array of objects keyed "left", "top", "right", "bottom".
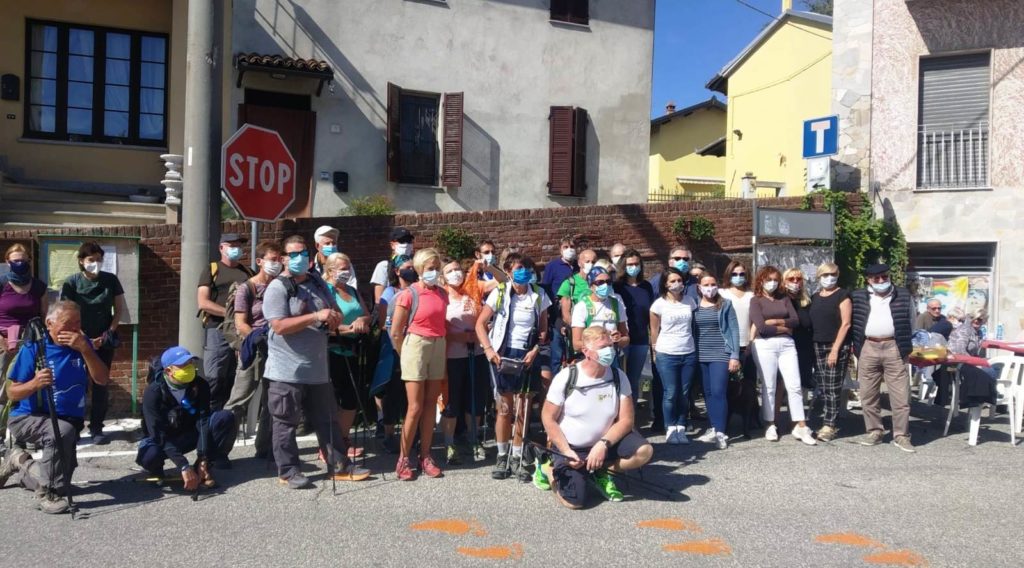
[{"left": 802, "top": 115, "right": 839, "bottom": 159}]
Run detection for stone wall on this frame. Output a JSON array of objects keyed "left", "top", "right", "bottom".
[{"left": 830, "top": 0, "right": 873, "bottom": 192}]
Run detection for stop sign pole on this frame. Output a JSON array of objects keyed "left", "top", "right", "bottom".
[{"left": 221, "top": 124, "right": 297, "bottom": 268}]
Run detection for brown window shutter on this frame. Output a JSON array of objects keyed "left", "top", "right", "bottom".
[
  {"left": 441, "top": 92, "right": 464, "bottom": 188},
  {"left": 548, "top": 106, "right": 574, "bottom": 195},
  {"left": 572, "top": 107, "right": 588, "bottom": 196},
  {"left": 386, "top": 82, "right": 402, "bottom": 182},
  {"left": 570, "top": 0, "right": 589, "bottom": 25}
]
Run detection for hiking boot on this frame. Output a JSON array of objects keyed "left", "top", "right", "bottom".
[
  {"left": 278, "top": 472, "right": 312, "bottom": 489},
  {"left": 90, "top": 431, "right": 111, "bottom": 445},
  {"left": 396, "top": 457, "right": 416, "bottom": 481},
  {"left": 792, "top": 426, "right": 817, "bottom": 446},
  {"left": 591, "top": 470, "right": 623, "bottom": 502},
  {"left": 715, "top": 432, "right": 728, "bottom": 450},
  {"left": 515, "top": 456, "right": 533, "bottom": 483},
  {"left": 0, "top": 447, "right": 28, "bottom": 487},
  {"left": 420, "top": 456, "right": 443, "bottom": 478},
  {"left": 35, "top": 490, "right": 70, "bottom": 515},
  {"left": 492, "top": 453, "right": 510, "bottom": 480},
  {"left": 197, "top": 460, "right": 218, "bottom": 489},
  {"left": 472, "top": 443, "right": 487, "bottom": 462},
  {"left": 816, "top": 425, "right": 838, "bottom": 443},
  {"left": 765, "top": 425, "right": 779, "bottom": 442},
  {"left": 695, "top": 428, "right": 718, "bottom": 443},
  {"left": 446, "top": 445, "right": 462, "bottom": 466},
  {"left": 532, "top": 459, "right": 552, "bottom": 491},
  {"left": 892, "top": 436, "right": 916, "bottom": 453},
  {"left": 332, "top": 463, "right": 371, "bottom": 481},
  {"left": 857, "top": 431, "right": 885, "bottom": 446}
]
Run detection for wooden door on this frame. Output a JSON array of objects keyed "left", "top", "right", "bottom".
[{"left": 237, "top": 103, "right": 316, "bottom": 218}]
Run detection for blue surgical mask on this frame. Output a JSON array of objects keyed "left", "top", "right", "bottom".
[
  {"left": 529, "top": 273, "right": 538, "bottom": 285},
  {"left": 626, "top": 265, "right": 641, "bottom": 278},
  {"left": 288, "top": 254, "right": 309, "bottom": 276},
  {"left": 674, "top": 260, "right": 689, "bottom": 273},
  {"left": 227, "top": 247, "right": 242, "bottom": 262},
  {"left": 595, "top": 346, "right": 616, "bottom": 367},
  {"left": 870, "top": 281, "right": 892, "bottom": 294},
  {"left": 322, "top": 245, "right": 337, "bottom": 256},
  {"left": 594, "top": 283, "right": 610, "bottom": 298},
  {"left": 422, "top": 269, "right": 439, "bottom": 286},
  {"left": 513, "top": 268, "right": 532, "bottom": 285},
  {"left": 730, "top": 275, "right": 746, "bottom": 287}
]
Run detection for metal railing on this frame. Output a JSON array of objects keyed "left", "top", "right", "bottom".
[
  {"left": 917, "top": 122, "right": 989, "bottom": 190},
  {"left": 648, "top": 186, "right": 728, "bottom": 202}
]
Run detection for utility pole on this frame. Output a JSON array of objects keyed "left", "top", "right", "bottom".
[{"left": 179, "top": 0, "right": 224, "bottom": 353}]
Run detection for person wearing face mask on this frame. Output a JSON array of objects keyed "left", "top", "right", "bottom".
[
  {"left": 222, "top": 241, "right": 284, "bottom": 460},
  {"left": 649, "top": 267, "right": 698, "bottom": 444},
  {"left": 571, "top": 267, "right": 629, "bottom": 355},
  {"left": 558, "top": 248, "right": 598, "bottom": 351},
  {"left": 614, "top": 249, "right": 654, "bottom": 400},
  {"left": 749, "top": 266, "right": 816, "bottom": 446},
  {"left": 0, "top": 301, "right": 108, "bottom": 514},
  {"left": 324, "top": 252, "right": 372, "bottom": 460},
  {"left": 135, "top": 346, "right": 235, "bottom": 492},
  {"left": 537, "top": 326, "right": 652, "bottom": 508},
  {"left": 609, "top": 242, "right": 626, "bottom": 275},
  {"left": 264, "top": 235, "right": 369, "bottom": 489},
  {"left": 0, "top": 245, "right": 48, "bottom": 366},
  {"left": 808, "top": 263, "right": 852, "bottom": 442},
  {"left": 390, "top": 248, "right": 450, "bottom": 481},
  {"left": 58, "top": 241, "right": 128, "bottom": 445},
  {"left": 472, "top": 240, "right": 507, "bottom": 293},
  {"left": 312, "top": 225, "right": 359, "bottom": 289},
  {"left": 648, "top": 246, "right": 700, "bottom": 302},
  {"left": 370, "top": 255, "right": 414, "bottom": 453},
  {"left": 196, "top": 233, "right": 254, "bottom": 414},
  {"left": 370, "top": 227, "right": 416, "bottom": 304},
  {"left": 541, "top": 237, "right": 579, "bottom": 375},
  {"left": 476, "top": 254, "right": 551, "bottom": 481},
  {"left": 850, "top": 263, "right": 917, "bottom": 453},
  {"left": 719, "top": 261, "right": 757, "bottom": 409},
  {"left": 782, "top": 268, "right": 815, "bottom": 397},
  {"left": 691, "top": 275, "right": 740, "bottom": 449}
]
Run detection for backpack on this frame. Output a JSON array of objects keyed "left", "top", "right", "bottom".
[
  {"left": 219, "top": 280, "right": 259, "bottom": 352},
  {"left": 562, "top": 363, "right": 622, "bottom": 400},
  {"left": 492, "top": 282, "right": 544, "bottom": 352},
  {"left": 198, "top": 261, "right": 254, "bottom": 326},
  {"left": 386, "top": 286, "right": 420, "bottom": 333},
  {"left": 581, "top": 295, "right": 620, "bottom": 328}
]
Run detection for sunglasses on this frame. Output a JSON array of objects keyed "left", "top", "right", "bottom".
[
  {"left": 928, "top": 307, "right": 942, "bottom": 311},
  {"left": 671, "top": 256, "right": 691, "bottom": 262},
  {"left": 820, "top": 272, "right": 837, "bottom": 278},
  {"left": 287, "top": 251, "right": 310, "bottom": 259},
  {"left": 594, "top": 280, "right": 611, "bottom": 286},
  {"left": 786, "top": 277, "right": 803, "bottom": 283},
  {"left": 732, "top": 271, "right": 746, "bottom": 277}
]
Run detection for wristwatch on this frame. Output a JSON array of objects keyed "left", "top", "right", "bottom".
[{"left": 599, "top": 438, "right": 612, "bottom": 448}]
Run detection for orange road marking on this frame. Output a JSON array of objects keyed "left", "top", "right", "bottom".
[
  {"left": 456, "top": 544, "right": 524, "bottom": 560},
  {"left": 637, "top": 518, "right": 703, "bottom": 533},
  {"left": 815, "top": 533, "right": 887, "bottom": 548},
  {"left": 863, "top": 550, "right": 929, "bottom": 567},
  {"left": 409, "top": 519, "right": 488, "bottom": 537},
  {"left": 663, "top": 538, "right": 732, "bottom": 556}
]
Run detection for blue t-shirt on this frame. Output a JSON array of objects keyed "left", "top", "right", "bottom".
[
  {"left": 616, "top": 280, "right": 654, "bottom": 346},
  {"left": 540, "top": 257, "right": 576, "bottom": 307},
  {"left": 9, "top": 337, "right": 91, "bottom": 418}
]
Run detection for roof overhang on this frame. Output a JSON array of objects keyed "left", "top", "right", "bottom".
[
  {"left": 695, "top": 136, "right": 727, "bottom": 157},
  {"left": 235, "top": 53, "right": 334, "bottom": 96},
  {"left": 651, "top": 97, "right": 726, "bottom": 127}
]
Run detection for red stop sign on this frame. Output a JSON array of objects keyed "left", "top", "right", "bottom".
[{"left": 221, "top": 124, "right": 297, "bottom": 222}]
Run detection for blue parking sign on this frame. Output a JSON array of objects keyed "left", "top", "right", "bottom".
[{"left": 802, "top": 115, "right": 838, "bottom": 158}]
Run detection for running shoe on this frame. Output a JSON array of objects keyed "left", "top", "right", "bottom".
[
  {"left": 492, "top": 453, "right": 510, "bottom": 480},
  {"left": 765, "top": 425, "right": 779, "bottom": 442},
  {"left": 446, "top": 445, "right": 462, "bottom": 466},
  {"left": 591, "top": 469, "right": 624, "bottom": 502},
  {"left": 695, "top": 428, "right": 718, "bottom": 443},
  {"left": 396, "top": 457, "right": 416, "bottom": 481},
  {"left": 420, "top": 456, "right": 443, "bottom": 478},
  {"left": 532, "top": 459, "right": 552, "bottom": 491},
  {"left": 472, "top": 443, "right": 487, "bottom": 462}
]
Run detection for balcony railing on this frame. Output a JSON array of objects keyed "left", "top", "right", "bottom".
[{"left": 917, "top": 122, "right": 989, "bottom": 190}]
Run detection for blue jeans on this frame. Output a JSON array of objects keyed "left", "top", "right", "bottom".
[
  {"left": 655, "top": 351, "right": 697, "bottom": 428},
  {"left": 700, "top": 361, "right": 730, "bottom": 433},
  {"left": 622, "top": 345, "right": 649, "bottom": 398},
  {"left": 549, "top": 323, "right": 566, "bottom": 376}
]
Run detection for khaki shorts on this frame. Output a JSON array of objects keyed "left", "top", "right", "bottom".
[{"left": 400, "top": 334, "right": 447, "bottom": 381}]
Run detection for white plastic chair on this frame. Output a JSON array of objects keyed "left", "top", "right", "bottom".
[{"left": 961, "top": 357, "right": 1021, "bottom": 446}]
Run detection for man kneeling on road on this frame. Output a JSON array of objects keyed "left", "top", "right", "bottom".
[
  {"left": 538, "top": 325, "right": 652, "bottom": 508},
  {"left": 0, "top": 301, "right": 109, "bottom": 514},
  {"left": 136, "top": 346, "right": 237, "bottom": 491}
]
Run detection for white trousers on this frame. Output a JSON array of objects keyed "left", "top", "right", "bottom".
[{"left": 753, "top": 336, "right": 805, "bottom": 422}]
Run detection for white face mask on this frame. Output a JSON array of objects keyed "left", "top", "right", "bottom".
[
  {"left": 421, "top": 269, "right": 439, "bottom": 286},
  {"left": 785, "top": 282, "right": 802, "bottom": 294},
  {"left": 83, "top": 261, "right": 100, "bottom": 275},
  {"left": 262, "top": 260, "right": 283, "bottom": 277},
  {"left": 336, "top": 269, "right": 352, "bottom": 284},
  {"left": 445, "top": 270, "right": 465, "bottom": 287},
  {"left": 819, "top": 275, "right": 838, "bottom": 289},
  {"left": 700, "top": 285, "right": 718, "bottom": 299},
  {"left": 561, "top": 248, "right": 577, "bottom": 261},
  {"left": 763, "top": 280, "right": 779, "bottom": 294},
  {"left": 482, "top": 253, "right": 494, "bottom": 265},
  {"left": 582, "top": 262, "right": 594, "bottom": 274},
  {"left": 611, "top": 255, "right": 622, "bottom": 265},
  {"left": 668, "top": 282, "right": 684, "bottom": 294},
  {"left": 395, "top": 243, "right": 413, "bottom": 256}
]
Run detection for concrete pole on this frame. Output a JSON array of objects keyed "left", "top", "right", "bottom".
[{"left": 179, "top": 0, "right": 224, "bottom": 353}]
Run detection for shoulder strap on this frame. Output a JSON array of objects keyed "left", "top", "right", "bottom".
[
  {"left": 582, "top": 295, "right": 596, "bottom": 327},
  {"left": 277, "top": 275, "right": 298, "bottom": 299},
  {"left": 408, "top": 285, "right": 420, "bottom": 324},
  {"left": 563, "top": 364, "right": 579, "bottom": 399},
  {"left": 210, "top": 262, "right": 219, "bottom": 287},
  {"left": 495, "top": 282, "right": 507, "bottom": 316}
]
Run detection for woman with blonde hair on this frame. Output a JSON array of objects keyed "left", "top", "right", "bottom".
[
  {"left": 808, "top": 262, "right": 851, "bottom": 441},
  {"left": 782, "top": 268, "right": 815, "bottom": 398}
]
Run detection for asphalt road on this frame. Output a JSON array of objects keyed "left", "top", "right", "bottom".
[{"left": 1, "top": 398, "right": 1021, "bottom": 567}]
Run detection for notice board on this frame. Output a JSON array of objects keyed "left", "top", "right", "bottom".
[{"left": 38, "top": 235, "right": 140, "bottom": 325}]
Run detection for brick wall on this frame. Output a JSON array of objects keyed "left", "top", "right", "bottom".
[{"left": 0, "top": 195, "right": 848, "bottom": 416}]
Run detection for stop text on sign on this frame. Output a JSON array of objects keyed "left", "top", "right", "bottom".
[
  {"left": 220, "top": 124, "right": 297, "bottom": 222},
  {"left": 226, "top": 153, "right": 293, "bottom": 195}
]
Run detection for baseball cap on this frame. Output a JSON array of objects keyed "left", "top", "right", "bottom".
[
  {"left": 314, "top": 225, "right": 339, "bottom": 241},
  {"left": 220, "top": 233, "right": 246, "bottom": 244},
  {"left": 864, "top": 263, "right": 890, "bottom": 276},
  {"left": 160, "top": 346, "right": 196, "bottom": 368},
  {"left": 390, "top": 227, "right": 414, "bottom": 242}
]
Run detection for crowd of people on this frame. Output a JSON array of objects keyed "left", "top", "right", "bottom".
[{"left": 0, "top": 229, "right": 989, "bottom": 513}]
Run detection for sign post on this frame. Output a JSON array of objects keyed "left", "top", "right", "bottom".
[{"left": 221, "top": 124, "right": 297, "bottom": 223}]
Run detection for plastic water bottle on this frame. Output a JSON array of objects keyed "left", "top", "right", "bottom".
[
  {"left": 980, "top": 325, "right": 988, "bottom": 340},
  {"left": 997, "top": 324, "right": 1004, "bottom": 340}
]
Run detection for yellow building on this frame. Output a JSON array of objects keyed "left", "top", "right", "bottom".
[
  {"left": 648, "top": 98, "right": 727, "bottom": 200},
  {"left": 706, "top": 9, "right": 832, "bottom": 198}
]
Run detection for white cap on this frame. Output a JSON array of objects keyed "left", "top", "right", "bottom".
[{"left": 314, "top": 225, "right": 339, "bottom": 241}]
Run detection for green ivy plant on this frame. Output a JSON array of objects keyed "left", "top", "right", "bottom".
[
  {"left": 435, "top": 226, "right": 477, "bottom": 261},
  {"left": 339, "top": 196, "right": 395, "bottom": 216},
  {"left": 672, "top": 215, "right": 716, "bottom": 243},
  {"left": 801, "top": 190, "right": 908, "bottom": 288}
]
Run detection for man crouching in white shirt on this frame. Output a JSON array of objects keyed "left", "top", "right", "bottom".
[{"left": 539, "top": 325, "right": 653, "bottom": 508}]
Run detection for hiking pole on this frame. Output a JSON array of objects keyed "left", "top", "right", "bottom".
[
  {"left": 341, "top": 344, "right": 371, "bottom": 470},
  {"left": 193, "top": 413, "right": 207, "bottom": 502},
  {"left": 467, "top": 344, "right": 479, "bottom": 457},
  {"left": 524, "top": 440, "right": 675, "bottom": 500},
  {"left": 27, "top": 318, "right": 76, "bottom": 518}
]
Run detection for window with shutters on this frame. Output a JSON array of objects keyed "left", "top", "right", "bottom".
[
  {"left": 551, "top": 0, "right": 590, "bottom": 26},
  {"left": 917, "top": 53, "right": 991, "bottom": 190},
  {"left": 386, "top": 83, "right": 463, "bottom": 187},
  {"left": 24, "top": 20, "right": 168, "bottom": 146},
  {"left": 548, "top": 106, "right": 588, "bottom": 197}
]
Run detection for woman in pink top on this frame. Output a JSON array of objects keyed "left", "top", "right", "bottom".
[{"left": 390, "top": 248, "right": 450, "bottom": 481}]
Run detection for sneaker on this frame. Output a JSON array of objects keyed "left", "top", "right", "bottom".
[
  {"left": 90, "top": 431, "right": 111, "bottom": 445},
  {"left": 0, "top": 447, "right": 28, "bottom": 487},
  {"left": 492, "top": 453, "right": 510, "bottom": 480},
  {"left": 892, "top": 436, "right": 916, "bottom": 453},
  {"left": 665, "top": 425, "right": 678, "bottom": 444},
  {"left": 375, "top": 419, "right": 385, "bottom": 440},
  {"left": 816, "top": 425, "right": 838, "bottom": 443},
  {"left": 446, "top": 445, "right": 462, "bottom": 466},
  {"left": 396, "top": 457, "right": 416, "bottom": 481},
  {"left": 765, "top": 425, "right": 779, "bottom": 442},
  {"left": 715, "top": 432, "right": 728, "bottom": 450},
  {"left": 532, "top": 459, "right": 552, "bottom": 491},
  {"left": 515, "top": 455, "right": 532, "bottom": 483},
  {"left": 792, "top": 426, "right": 817, "bottom": 446},
  {"left": 278, "top": 472, "right": 313, "bottom": 489},
  {"left": 675, "top": 430, "right": 690, "bottom": 445},
  {"left": 35, "top": 490, "right": 70, "bottom": 515},
  {"left": 420, "top": 456, "right": 443, "bottom": 478},
  {"left": 332, "top": 463, "right": 371, "bottom": 481},
  {"left": 857, "top": 431, "right": 885, "bottom": 446},
  {"left": 696, "top": 428, "right": 718, "bottom": 443},
  {"left": 472, "top": 443, "right": 487, "bottom": 462},
  {"left": 591, "top": 469, "right": 624, "bottom": 502}
]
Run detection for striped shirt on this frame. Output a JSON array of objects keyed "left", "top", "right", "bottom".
[{"left": 695, "top": 305, "right": 729, "bottom": 363}]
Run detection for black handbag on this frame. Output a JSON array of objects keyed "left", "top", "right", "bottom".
[{"left": 497, "top": 357, "right": 525, "bottom": 377}]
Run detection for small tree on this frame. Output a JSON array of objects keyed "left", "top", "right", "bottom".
[
  {"left": 339, "top": 196, "right": 395, "bottom": 216},
  {"left": 435, "top": 227, "right": 477, "bottom": 261}
]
